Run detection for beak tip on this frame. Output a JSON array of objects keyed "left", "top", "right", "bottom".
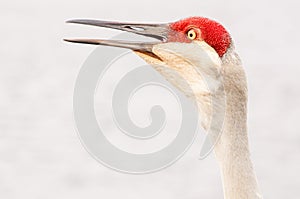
[
  {"left": 64, "top": 38, "right": 78, "bottom": 44},
  {"left": 65, "top": 19, "right": 82, "bottom": 24}
]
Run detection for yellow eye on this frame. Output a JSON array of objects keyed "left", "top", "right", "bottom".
[{"left": 187, "top": 29, "right": 197, "bottom": 40}]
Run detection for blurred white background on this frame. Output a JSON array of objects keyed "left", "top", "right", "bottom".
[{"left": 1, "top": 0, "right": 300, "bottom": 198}]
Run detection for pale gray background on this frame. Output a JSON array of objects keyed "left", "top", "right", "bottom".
[{"left": 1, "top": 0, "right": 300, "bottom": 198}]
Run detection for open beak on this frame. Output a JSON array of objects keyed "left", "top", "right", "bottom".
[{"left": 64, "top": 19, "right": 170, "bottom": 52}]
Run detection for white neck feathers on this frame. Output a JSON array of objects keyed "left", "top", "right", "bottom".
[{"left": 134, "top": 42, "right": 263, "bottom": 199}]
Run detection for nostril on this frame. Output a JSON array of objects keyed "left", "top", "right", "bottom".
[{"left": 123, "top": 25, "right": 144, "bottom": 31}]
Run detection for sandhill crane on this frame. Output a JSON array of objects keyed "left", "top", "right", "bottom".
[{"left": 65, "top": 17, "right": 263, "bottom": 199}]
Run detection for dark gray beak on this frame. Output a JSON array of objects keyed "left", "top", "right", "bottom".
[{"left": 64, "top": 19, "right": 170, "bottom": 52}]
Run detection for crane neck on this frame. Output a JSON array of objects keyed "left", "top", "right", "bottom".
[
  {"left": 196, "top": 50, "right": 263, "bottom": 199},
  {"left": 212, "top": 91, "right": 262, "bottom": 199}
]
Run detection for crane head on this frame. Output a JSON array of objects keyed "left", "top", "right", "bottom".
[{"left": 65, "top": 17, "right": 237, "bottom": 102}]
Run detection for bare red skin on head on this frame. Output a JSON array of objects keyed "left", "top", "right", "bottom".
[{"left": 169, "top": 17, "right": 231, "bottom": 57}]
